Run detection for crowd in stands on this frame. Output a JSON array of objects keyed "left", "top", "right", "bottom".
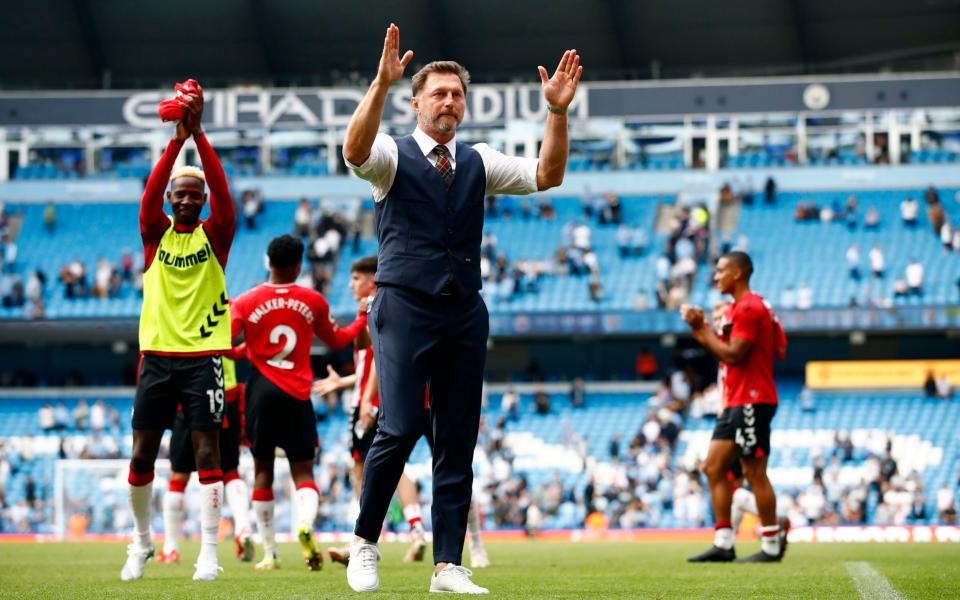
[
  {"left": 292, "top": 197, "right": 363, "bottom": 295},
  {"left": 779, "top": 184, "right": 957, "bottom": 307},
  {"left": 654, "top": 204, "right": 712, "bottom": 310},
  {"left": 478, "top": 191, "right": 648, "bottom": 306}
]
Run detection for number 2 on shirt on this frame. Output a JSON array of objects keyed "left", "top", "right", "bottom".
[{"left": 267, "top": 324, "right": 298, "bottom": 370}]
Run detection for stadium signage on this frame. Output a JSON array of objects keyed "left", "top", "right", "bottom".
[
  {"left": 806, "top": 359, "right": 960, "bottom": 389},
  {"left": 2, "top": 74, "right": 956, "bottom": 127},
  {"left": 120, "top": 86, "right": 588, "bottom": 129}
]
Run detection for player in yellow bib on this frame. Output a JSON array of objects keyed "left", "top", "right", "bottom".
[
  {"left": 121, "top": 82, "right": 237, "bottom": 583},
  {"left": 159, "top": 354, "right": 256, "bottom": 567}
]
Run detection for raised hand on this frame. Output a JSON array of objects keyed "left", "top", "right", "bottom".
[
  {"left": 377, "top": 23, "right": 414, "bottom": 85},
  {"left": 538, "top": 49, "right": 583, "bottom": 110},
  {"left": 312, "top": 365, "right": 343, "bottom": 396},
  {"left": 182, "top": 82, "right": 205, "bottom": 136}
]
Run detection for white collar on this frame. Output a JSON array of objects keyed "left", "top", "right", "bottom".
[{"left": 412, "top": 127, "right": 456, "bottom": 161}]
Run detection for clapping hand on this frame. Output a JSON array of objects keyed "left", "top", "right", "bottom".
[
  {"left": 539, "top": 49, "right": 583, "bottom": 111},
  {"left": 174, "top": 84, "right": 204, "bottom": 141},
  {"left": 680, "top": 304, "right": 706, "bottom": 331},
  {"left": 376, "top": 23, "right": 414, "bottom": 86}
]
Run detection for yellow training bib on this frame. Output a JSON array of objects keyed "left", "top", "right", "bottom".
[{"left": 139, "top": 220, "right": 231, "bottom": 353}]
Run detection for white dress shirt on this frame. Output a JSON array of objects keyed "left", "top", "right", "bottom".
[{"left": 345, "top": 127, "right": 539, "bottom": 202}]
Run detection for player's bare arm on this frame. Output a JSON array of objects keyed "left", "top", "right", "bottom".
[
  {"left": 536, "top": 49, "right": 583, "bottom": 191},
  {"left": 343, "top": 23, "right": 414, "bottom": 166},
  {"left": 312, "top": 365, "right": 356, "bottom": 397},
  {"left": 695, "top": 325, "right": 753, "bottom": 365},
  {"left": 358, "top": 361, "right": 378, "bottom": 431}
]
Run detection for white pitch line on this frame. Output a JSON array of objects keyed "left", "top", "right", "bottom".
[{"left": 844, "top": 561, "right": 905, "bottom": 600}]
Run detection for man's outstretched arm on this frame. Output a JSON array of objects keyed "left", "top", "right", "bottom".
[
  {"left": 536, "top": 49, "right": 583, "bottom": 191},
  {"left": 343, "top": 23, "right": 413, "bottom": 166}
]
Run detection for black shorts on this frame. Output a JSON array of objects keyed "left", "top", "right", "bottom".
[
  {"left": 726, "top": 457, "right": 744, "bottom": 482},
  {"left": 712, "top": 403, "right": 777, "bottom": 459},
  {"left": 350, "top": 404, "right": 380, "bottom": 463},
  {"left": 245, "top": 367, "right": 317, "bottom": 462},
  {"left": 133, "top": 354, "right": 226, "bottom": 432},
  {"left": 169, "top": 399, "right": 241, "bottom": 474}
]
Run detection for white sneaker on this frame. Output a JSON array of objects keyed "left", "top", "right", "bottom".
[
  {"left": 469, "top": 546, "right": 491, "bottom": 569},
  {"left": 120, "top": 543, "right": 154, "bottom": 581},
  {"left": 430, "top": 565, "right": 489, "bottom": 594},
  {"left": 346, "top": 540, "right": 381, "bottom": 592},
  {"left": 192, "top": 560, "right": 224, "bottom": 581}
]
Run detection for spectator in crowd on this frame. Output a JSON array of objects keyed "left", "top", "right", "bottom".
[
  {"left": 38, "top": 404, "right": 55, "bottom": 432},
  {"left": 780, "top": 285, "right": 796, "bottom": 309},
  {"left": 797, "top": 282, "right": 813, "bottom": 310},
  {"left": 92, "top": 258, "right": 116, "bottom": 299},
  {"left": 846, "top": 244, "right": 861, "bottom": 280},
  {"left": 59, "top": 259, "right": 88, "bottom": 298},
  {"left": 2, "top": 235, "right": 17, "bottom": 273},
  {"left": 484, "top": 195, "right": 498, "bottom": 218},
  {"left": 869, "top": 245, "right": 885, "bottom": 279},
  {"left": 941, "top": 222, "right": 954, "bottom": 254},
  {"left": 534, "top": 386, "right": 550, "bottom": 415},
  {"left": 937, "top": 483, "right": 957, "bottom": 523},
  {"left": 924, "top": 371, "right": 938, "bottom": 398},
  {"left": 0, "top": 273, "right": 25, "bottom": 308},
  {"left": 90, "top": 399, "right": 106, "bottom": 433},
  {"left": 905, "top": 259, "right": 924, "bottom": 296},
  {"left": 927, "top": 197, "right": 945, "bottom": 236},
  {"left": 588, "top": 274, "right": 603, "bottom": 303},
  {"left": 616, "top": 224, "right": 632, "bottom": 258},
  {"left": 936, "top": 374, "right": 953, "bottom": 401},
  {"left": 241, "top": 188, "right": 263, "bottom": 230},
  {"left": 43, "top": 201, "right": 56, "bottom": 233},
  {"left": 764, "top": 176, "right": 776, "bottom": 205},
  {"left": 635, "top": 349, "right": 658, "bottom": 381},
  {"left": 844, "top": 196, "right": 859, "bottom": 230},
  {"left": 120, "top": 249, "right": 134, "bottom": 282},
  {"left": 864, "top": 206, "right": 880, "bottom": 229},
  {"left": 53, "top": 402, "right": 69, "bottom": 431},
  {"left": 819, "top": 203, "right": 834, "bottom": 224},
  {"left": 900, "top": 196, "right": 919, "bottom": 227},
  {"left": 501, "top": 387, "right": 519, "bottom": 422},
  {"left": 631, "top": 225, "right": 649, "bottom": 257},
  {"left": 570, "top": 377, "right": 586, "bottom": 408},
  {"left": 294, "top": 198, "right": 313, "bottom": 238},
  {"left": 72, "top": 399, "right": 89, "bottom": 431}
]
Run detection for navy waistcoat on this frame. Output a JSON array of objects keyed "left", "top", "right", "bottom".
[{"left": 374, "top": 135, "right": 486, "bottom": 295}]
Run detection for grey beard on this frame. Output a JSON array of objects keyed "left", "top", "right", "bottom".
[{"left": 424, "top": 113, "right": 459, "bottom": 135}]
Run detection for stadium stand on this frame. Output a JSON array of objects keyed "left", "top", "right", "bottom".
[
  {"left": 3, "top": 186, "right": 958, "bottom": 320},
  {"left": 2, "top": 382, "right": 956, "bottom": 534}
]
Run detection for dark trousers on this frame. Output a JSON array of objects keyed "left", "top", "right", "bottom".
[{"left": 355, "top": 284, "right": 488, "bottom": 565}]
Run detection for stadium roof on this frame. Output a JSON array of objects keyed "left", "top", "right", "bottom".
[{"left": 3, "top": 0, "right": 959, "bottom": 90}]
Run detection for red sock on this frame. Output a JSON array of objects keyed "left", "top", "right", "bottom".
[
  {"left": 296, "top": 481, "right": 319, "bottom": 493},
  {"left": 128, "top": 468, "right": 154, "bottom": 487},
  {"left": 715, "top": 520, "right": 732, "bottom": 530},
  {"left": 223, "top": 470, "right": 240, "bottom": 484},
  {"left": 168, "top": 479, "right": 187, "bottom": 493},
  {"left": 198, "top": 469, "right": 223, "bottom": 485},
  {"left": 252, "top": 488, "right": 274, "bottom": 502}
]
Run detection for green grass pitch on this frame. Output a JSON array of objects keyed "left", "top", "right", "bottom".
[{"left": 0, "top": 541, "right": 957, "bottom": 599}]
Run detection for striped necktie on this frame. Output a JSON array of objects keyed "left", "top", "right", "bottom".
[{"left": 433, "top": 144, "right": 454, "bottom": 187}]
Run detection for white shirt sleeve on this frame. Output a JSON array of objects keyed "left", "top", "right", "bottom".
[
  {"left": 473, "top": 143, "right": 539, "bottom": 196},
  {"left": 343, "top": 133, "right": 399, "bottom": 202}
]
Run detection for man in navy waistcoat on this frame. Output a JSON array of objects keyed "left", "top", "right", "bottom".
[{"left": 342, "top": 23, "right": 582, "bottom": 594}]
